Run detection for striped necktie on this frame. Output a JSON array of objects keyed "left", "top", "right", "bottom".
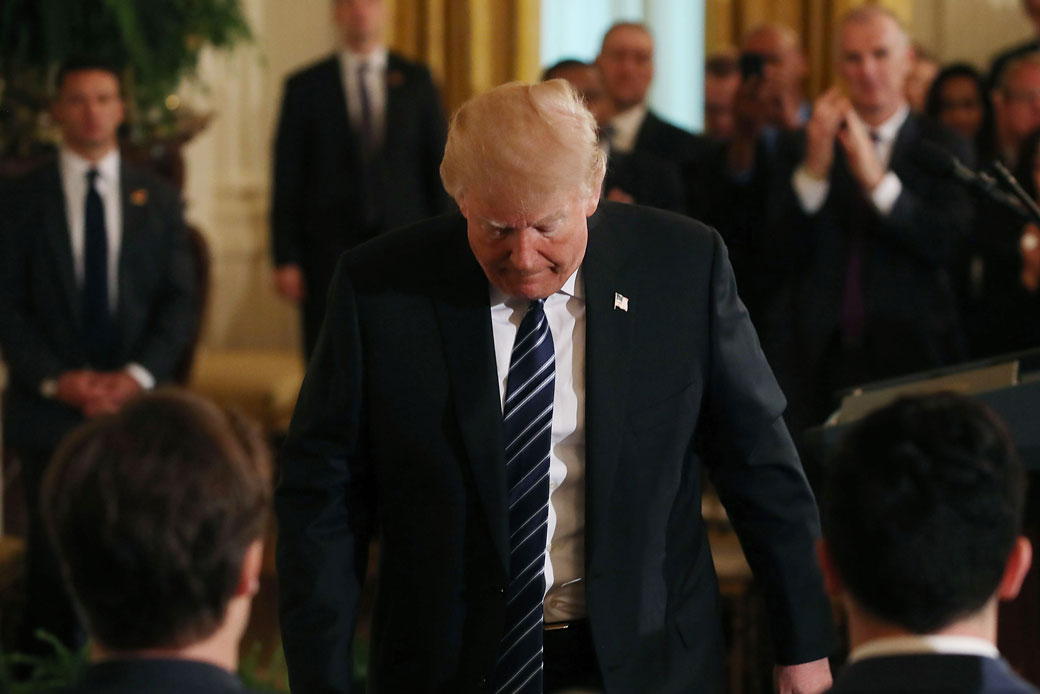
[{"left": 492, "top": 298, "right": 555, "bottom": 694}]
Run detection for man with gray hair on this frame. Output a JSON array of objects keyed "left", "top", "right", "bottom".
[
  {"left": 767, "top": 6, "right": 971, "bottom": 434},
  {"left": 277, "top": 80, "right": 833, "bottom": 693}
]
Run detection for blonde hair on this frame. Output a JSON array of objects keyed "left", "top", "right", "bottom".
[{"left": 439, "top": 80, "right": 606, "bottom": 204}]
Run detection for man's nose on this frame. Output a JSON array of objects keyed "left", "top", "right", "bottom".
[{"left": 509, "top": 229, "right": 542, "bottom": 269}]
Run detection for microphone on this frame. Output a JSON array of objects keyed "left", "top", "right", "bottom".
[{"left": 911, "top": 141, "right": 1028, "bottom": 220}]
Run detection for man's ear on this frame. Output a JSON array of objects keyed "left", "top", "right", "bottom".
[
  {"left": 998, "top": 536, "right": 1033, "bottom": 602},
  {"left": 235, "top": 540, "right": 265, "bottom": 598},
  {"left": 816, "top": 539, "right": 844, "bottom": 598}
]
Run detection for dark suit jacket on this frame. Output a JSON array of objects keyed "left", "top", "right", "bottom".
[
  {"left": 603, "top": 148, "right": 687, "bottom": 214},
  {"left": 0, "top": 158, "right": 198, "bottom": 457},
  {"left": 631, "top": 110, "right": 712, "bottom": 216},
  {"left": 276, "top": 202, "right": 833, "bottom": 693},
  {"left": 270, "top": 52, "right": 450, "bottom": 353},
  {"left": 766, "top": 113, "right": 972, "bottom": 410},
  {"left": 63, "top": 659, "right": 252, "bottom": 694},
  {"left": 829, "top": 654, "right": 1038, "bottom": 694}
]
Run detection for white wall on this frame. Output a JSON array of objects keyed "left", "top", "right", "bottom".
[{"left": 909, "top": 0, "right": 1035, "bottom": 69}]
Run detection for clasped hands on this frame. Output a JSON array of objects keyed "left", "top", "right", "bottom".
[
  {"left": 805, "top": 87, "right": 885, "bottom": 193},
  {"left": 56, "top": 369, "right": 143, "bottom": 417}
]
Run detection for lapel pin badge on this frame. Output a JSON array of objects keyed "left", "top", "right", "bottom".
[
  {"left": 613, "top": 292, "right": 629, "bottom": 312},
  {"left": 130, "top": 188, "right": 148, "bottom": 206}
]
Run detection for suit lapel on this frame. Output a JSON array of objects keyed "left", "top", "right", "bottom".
[
  {"left": 432, "top": 230, "right": 510, "bottom": 573},
  {"left": 581, "top": 206, "right": 638, "bottom": 566},
  {"left": 41, "top": 162, "right": 81, "bottom": 327},
  {"left": 117, "top": 164, "right": 150, "bottom": 352}
]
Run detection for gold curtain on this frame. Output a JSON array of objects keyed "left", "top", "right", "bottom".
[
  {"left": 706, "top": 0, "right": 912, "bottom": 98},
  {"left": 387, "top": 0, "right": 541, "bottom": 116}
]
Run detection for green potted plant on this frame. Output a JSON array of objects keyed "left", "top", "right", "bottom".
[{"left": 0, "top": 0, "right": 252, "bottom": 177}]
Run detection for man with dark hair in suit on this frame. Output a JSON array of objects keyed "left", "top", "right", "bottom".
[
  {"left": 595, "top": 22, "right": 708, "bottom": 213},
  {"left": 0, "top": 57, "right": 198, "bottom": 653},
  {"left": 276, "top": 79, "right": 833, "bottom": 694},
  {"left": 42, "top": 390, "right": 272, "bottom": 694},
  {"left": 704, "top": 49, "right": 740, "bottom": 140},
  {"left": 541, "top": 58, "right": 686, "bottom": 214},
  {"left": 271, "top": 0, "right": 450, "bottom": 357},
  {"left": 819, "top": 393, "right": 1036, "bottom": 694},
  {"left": 768, "top": 6, "right": 971, "bottom": 431}
]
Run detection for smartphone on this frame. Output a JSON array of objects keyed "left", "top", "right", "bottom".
[{"left": 739, "top": 52, "right": 765, "bottom": 80}]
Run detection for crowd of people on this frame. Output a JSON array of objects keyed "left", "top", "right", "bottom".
[{"left": 2, "top": 0, "right": 1040, "bottom": 692}]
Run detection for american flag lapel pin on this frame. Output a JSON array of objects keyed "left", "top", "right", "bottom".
[{"left": 613, "top": 292, "right": 629, "bottom": 312}]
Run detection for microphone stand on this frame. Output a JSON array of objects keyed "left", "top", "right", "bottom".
[{"left": 991, "top": 161, "right": 1040, "bottom": 227}]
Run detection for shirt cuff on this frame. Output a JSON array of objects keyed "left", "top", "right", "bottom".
[
  {"left": 869, "top": 171, "right": 902, "bottom": 216},
  {"left": 125, "top": 363, "right": 156, "bottom": 390},
  {"left": 792, "top": 165, "right": 830, "bottom": 214}
]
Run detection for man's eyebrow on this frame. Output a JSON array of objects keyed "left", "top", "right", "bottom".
[{"left": 533, "top": 212, "right": 566, "bottom": 226}]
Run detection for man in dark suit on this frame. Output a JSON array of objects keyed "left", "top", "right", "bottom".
[
  {"left": 595, "top": 22, "right": 709, "bottom": 214},
  {"left": 767, "top": 6, "right": 971, "bottom": 431},
  {"left": 271, "top": 0, "right": 450, "bottom": 357},
  {"left": 41, "top": 391, "right": 271, "bottom": 694},
  {"left": 0, "top": 58, "right": 198, "bottom": 652},
  {"left": 276, "top": 79, "right": 833, "bottom": 693},
  {"left": 541, "top": 59, "right": 686, "bottom": 214},
  {"left": 819, "top": 393, "right": 1036, "bottom": 694}
]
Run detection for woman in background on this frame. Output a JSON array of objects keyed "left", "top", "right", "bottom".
[{"left": 925, "top": 63, "right": 996, "bottom": 164}]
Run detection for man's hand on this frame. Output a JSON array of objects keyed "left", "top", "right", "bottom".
[
  {"left": 804, "top": 88, "right": 849, "bottom": 180},
  {"left": 838, "top": 107, "right": 885, "bottom": 193},
  {"left": 775, "top": 658, "right": 833, "bottom": 694},
  {"left": 274, "top": 264, "right": 306, "bottom": 302},
  {"left": 1022, "top": 223, "right": 1040, "bottom": 291},
  {"left": 55, "top": 370, "right": 105, "bottom": 409},
  {"left": 82, "top": 371, "right": 143, "bottom": 417},
  {"left": 605, "top": 187, "right": 636, "bottom": 204}
]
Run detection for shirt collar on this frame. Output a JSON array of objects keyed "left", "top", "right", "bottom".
[
  {"left": 341, "top": 46, "right": 389, "bottom": 74},
  {"left": 610, "top": 103, "right": 648, "bottom": 142},
  {"left": 60, "top": 146, "right": 120, "bottom": 185},
  {"left": 489, "top": 267, "right": 584, "bottom": 309},
  {"left": 849, "top": 635, "right": 1000, "bottom": 663},
  {"left": 869, "top": 102, "right": 910, "bottom": 144}
]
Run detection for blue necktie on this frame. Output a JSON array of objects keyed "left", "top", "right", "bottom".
[
  {"left": 492, "top": 299, "right": 555, "bottom": 694},
  {"left": 83, "top": 168, "right": 114, "bottom": 366}
]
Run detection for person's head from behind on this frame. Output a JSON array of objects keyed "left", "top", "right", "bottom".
[
  {"left": 52, "top": 56, "right": 124, "bottom": 161},
  {"left": 925, "top": 64, "right": 994, "bottom": 149},
  {"left": 43, "top": 390, "right": 272, "bottom": 666},
  {"left": 440, "top": 81, "right": 605, "bottom": 302},
  {"left": 542, "top": 59, "right": 611, "bottom": 127},
  {"left": 333, "top": 0, "right": 385, "bottom": 54},
  {"left": 994, "top": 52, "right": 1040, "bottom": 161},
  {"left": 819, "top": 393, "right": 1031, "bottom": 643},
  {"left": 597, "top": 22, "right": 655, "bottom": 112},
  {"left": 704, "top": 50, "right": 740, "bottom": 139},
  {"left": 836, "top": 6, "right": 913, "bottom": 125}
]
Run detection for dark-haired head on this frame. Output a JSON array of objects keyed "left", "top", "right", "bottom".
[
  {"left": 42, "top": 390, "right": 272, "bottom": 652},
  {"left": 822, "top": 393, "right": 1028, "bottom": 634},
  {"left": 924, "top": 63, "right": 996, "bottom": 163},
  {"left": 55, "top": 56, "right": 122, "bottom": 94}
]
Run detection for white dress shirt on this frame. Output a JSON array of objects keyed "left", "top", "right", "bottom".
[
  {"left": 848, "top": 634, "right": 1000, "bottom": 663},
  {"left": 490, "top": 270, "right": 587, "bottom": 623},
  {"left": 609, "top": 103, "right": 648, "bottom": 154},
  {"left": 56, "top": 146, "right": 154, "bottom": 390},
  {"left": 793, "top": 103, "right": 910, "bottom": 216},
  {"left": 339, "top": 46, "right": 388, "bottom": 147}
]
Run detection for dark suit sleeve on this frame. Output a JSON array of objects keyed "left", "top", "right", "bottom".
[
  {"left": 417, "top": 69, "right": 452, "bottom": 215},
  {"left": 276, "top": 259, "right": 375, "bottom": 694},
  {"left": 131, "top": 191, "right": 199, "bottom": 381},
  {"left": 0, "top": 181, "right": 66, "bottom": 390},
  {"left": 699, "top": 231, "right": 834, "bottom": 664},
  {"left": 271, "top": 75, "right": 307, "bottom": 267}
]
